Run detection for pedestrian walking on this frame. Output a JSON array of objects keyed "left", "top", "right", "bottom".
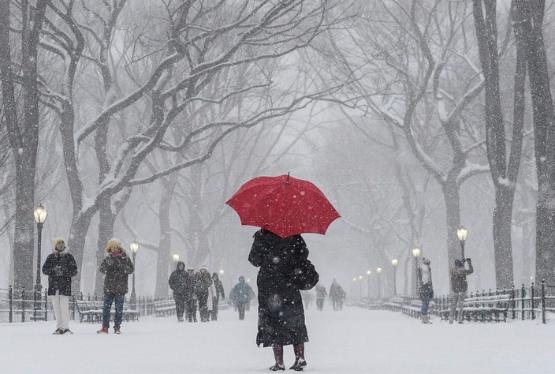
[
  {"left": 185, "top": 268, "right": 197, "bottom": 322},
  {"left": 97, "top": 239, "right": 134, "bottom": 334},
  {"left": 315, "top": 284, "right": 327, "bottom": 311},
  {"left": 249, "top": 228, "right": 319, "bottom": 372},
  {"left": 195, "top": 266, "right": 213, "bottom": 322},
  {"left": 449, "top": 258, "right": 474, "bottom": 324},
  {"left": 169, "top": 261, "right": 189, "bottom": 322},
  {"left": 301, "top": 290, "right": 314, "bottom": 310},
  {"left": 416, "top": 257, "right": 434, "bottom": 324},
  {"left": 42, "top": 237, "right": 78, "bottom": 335},
  {"left": 329, "top": 279, "right": 345, "bottom": 311},
  {"left": 211, "top": 272, "right": 225, "bottom": 321},
  {"left": 229, "top": 276, "right": 255, "bottom": 320}
]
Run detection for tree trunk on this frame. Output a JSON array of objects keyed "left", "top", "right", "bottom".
[
  {"left": 493, "top": 186, "right": 515, "bottom": 288},
  {"left": 154, "top": 178, "right": 177, "bottom": 298},
  {"left": 442, "top": 180, "right": 461, "bottom": 272},
  {"left": 94, "top": 196, "right": 115, "bottom": 296},
  {"left": 68, "top": 212, "right": 95, "bottom": 294}
]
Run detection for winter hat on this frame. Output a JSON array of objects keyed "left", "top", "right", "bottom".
[
  {"left": 105, "top": 238, "right": 123, "bottom": 253},
  {"left": 53, "top": 237, "right": 66, "bottom": 251}
]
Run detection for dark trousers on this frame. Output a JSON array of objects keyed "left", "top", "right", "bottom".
[
  {"left": 237, "top": 302, "right": 246, "bottom": 320},
  {"left": 102, "top": 294, "right": 124, "bottom": 328},
  {"left": 174, "top": 295, "right": 185, "bottom": 318},
  {"left": 186, "top": 298, "right": 197, "bottom": 322},
  {"left": 197, "top": 291, "right": 209, "bottom": 322},
  {"left": 316, "top": 298, "right": 324, "bottom": 311}
]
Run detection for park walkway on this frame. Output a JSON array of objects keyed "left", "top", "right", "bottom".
[{"left": 0, "top": 307, "right": 552, "bottom": 373}]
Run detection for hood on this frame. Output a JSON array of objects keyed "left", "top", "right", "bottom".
[
  {"left": 176, "top": 261, "right": 185, "bottom": 271},
  {"left": 105, "top": 238, "right": 123, "bottom": 253}
]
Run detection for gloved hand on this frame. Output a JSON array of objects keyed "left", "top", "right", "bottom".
[{"left": 54, "top": 265, "right": 64, "bottom": 277}]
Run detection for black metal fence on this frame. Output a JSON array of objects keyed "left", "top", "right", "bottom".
[
  {"left": 367, "top": 280, "right": 555, "bottom": 324},
  {"left": 0, "top": 286, "right": 166, "bottom": 323}
]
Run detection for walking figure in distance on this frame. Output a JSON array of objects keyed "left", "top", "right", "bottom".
[
  {"left": 449, "top": 258, "right": 474, "bottom": 324},
  {"left": 416, "top": 257, "right": 434, "bottom": 324},
  {"left": 42, "top": 237, "right": 78, "bottom": 334},
  {"left": 230, "top": 276, "right": 255, "bottom": 320},
  {"left": 211, "top": 272, "right": 225, "bottom": 321},
  {"left": 169, "top": 261, "right": 189, "bottom": 322},
  {"left": 315, "top": 284, "right": 327, "bottom": 311},
  {"left": 97, "top": 239, "right": 134, "bottom": 334},
  {"left": 249, "top": 228, "right": 319, "bottom": 371},
  {"left": 195, "top": 266, "right": 213, "bottom": 322}
]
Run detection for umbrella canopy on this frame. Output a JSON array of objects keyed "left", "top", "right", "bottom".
[{"left": 226, "top": 174, "right": 340, "bottom": 238}]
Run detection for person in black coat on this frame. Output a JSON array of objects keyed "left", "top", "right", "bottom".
[
  {"left": 195, "top": 267, "right": 213, "bottom": 322},
  {"left": 97, "top": 238, "right": 134, "bottom": 334},
  {"left": 185, "top": 268, "right": 197, "bottom": 322},
  {"left": 211, "top": 272, "right": 225, "bottom": 321},
  {"left": 249, "top": 228, "right": 318, "bottom": 372},
  {"left": 42, "top": 237, "right": 78, "bottom": 334},
  {"left": 169, "top": 261, "right": 189, "bottom": 322}
]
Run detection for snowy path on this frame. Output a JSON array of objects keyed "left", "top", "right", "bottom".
[{"left": 0, "top": 307, "right": 552, "bottom": 374}]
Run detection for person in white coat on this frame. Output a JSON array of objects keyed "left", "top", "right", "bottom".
[{"left": 42, "top": 238, "right": 78, "bottom": 334}]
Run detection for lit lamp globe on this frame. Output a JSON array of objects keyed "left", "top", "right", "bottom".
[
  {"left": 376, "top": 267, "right": 383, "bottom": 274},
  {"left": 219, "top": 269, "right": 224, "bottom": 275},
  {"left": 34, "top": 204, "right": 48, "bottom": 225},
  {"left": 358, "top": 275, "right": 363, "bottom": 280},
  {"left": 412, "top": 248, "right": 422, "bottom": 258},
  {"left": 366, "top": 270, "right": 372, "bottom": 276},
  {"left": 352, "top": 277, "right": 357, "bottom": 282},
  {"left": 456, "top": 227, "right": 469, "bottom": 242},
  {"left": 392, "top": 259, "right": 399, "bottom": 267},
  {"left": 172, "top": 254, "right": 180, "bottom": 262},
  {"left": 130, "top": 241, "right": 139, "bottom": 254}
]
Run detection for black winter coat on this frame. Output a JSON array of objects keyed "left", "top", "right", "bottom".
[
  {"left": 213, "top": 278, "right": 225, "bottom": 299},
  {"left": 169, "top": 269, "right": 190, "bottom": 298},
  {"left": 99, "top": 254, "right": 134, "bottom": 296},
  {"left": 248, "top": 229, "right": 311, "bottom": 347},
  {"left": 195, "top": 271, "right": 213, "bottom": 297},
  {"left": 42, "top": 252, "right": 78, "bottom": 296}
]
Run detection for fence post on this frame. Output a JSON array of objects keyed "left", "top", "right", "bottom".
[
  {"left": 511, "top": 284, "right": 515, "bottom": 320},
  {"left": 44, "top": 288, "right": 48, "bottom": 321},
  {"left": 72, "top": 294, "right": 76, "bottom": 320},
  {"left": 8, "top": 285, "right": 13, "bottom": 323},
  {"left": 541, "top": 279, "right": 546, "bottom": 324},
  {"left": 521, "top": 284, "right": 525, "bottom": 320},
  {"left": 21, "top": 288, "right": 26, "bottom": 323},
  {"left": 531, "top": 282, "right": 536, "bottom": 320}
]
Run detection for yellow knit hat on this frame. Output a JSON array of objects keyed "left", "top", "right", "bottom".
[
  {"left": 53, "top": 237, "right": 65, "bottom": 248},
  {"left": 105, "top": 238, "right": 122, "bottom": 253}
]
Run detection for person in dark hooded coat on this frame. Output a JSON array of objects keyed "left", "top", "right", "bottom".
[
  {"left": 249, "top": 228, "right": 319, "bottom": 372},
  {"left": 169, "top": 261, "right": 189, "bottom": 322}
]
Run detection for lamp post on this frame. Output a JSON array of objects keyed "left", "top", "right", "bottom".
[
  {"left": 366, "top": 270, "right": 372, "bottom": 302},
  {"left": 391, "top": 259, "right": 399, "bottom": 296},
  {"left": 358, "top": 275, "right": 363, "bottom": 300},
  {"left": 33, "top": 204, "right": 47, "bottom": 320},
  {"left": 412, "top": 248, "right": 421, "bottom": 296},
  {"left": 456, "top": 226, "right": 468, "bottom": 259},
  {"left": 376, "top": 267, "right": 383, "bottom": 300},
  {"left": 129, "top": 241, "right": 139, "bottom": 309}
]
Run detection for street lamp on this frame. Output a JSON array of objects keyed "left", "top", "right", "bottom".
[
  {"left": 219, "top": 269, "right": 224, "bottom": 275},
  {"left": 376, "top": 267, "right": 383, "bottom": 300},
  {"left": 366, "top": 270, "right": 372, "bottom": 303},
  {"left": 129, "top": 241, "right": 139, "bottom": 309},
  {"left": 391, "top": 259, "right": 399, "bottom": 296},
  {"left": 412, "top": 248, "right": 421, "bottom": 296},
  {"left": 456, "top": 226, "right": 469, "bottom": 259},
  {"left": 33, "top": 203, "right": 47, "bottom": 320},
  {"left": 172, "top": 253, "right": 180, "bottom": 262},
  {"left": 358, "top": 275, "right": 363, "bottom": 300}
]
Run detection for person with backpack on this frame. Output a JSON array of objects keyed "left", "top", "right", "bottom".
[
  {"left": 97, "top": 239, "right": 134, "bottom": 334},
  {"left": 449, "top": 258, "right": 474, "bottom": 324},
  {"left": 229, "top": 276, "right": 255, "bottom": 320},
  {"left": 42, "top": 237, "right": 78, "bottom": 335},
  {"left": 169, "top": 261, "right": 189, "bottom": 322},
  {"left": 185, "top": 268, "right": 198, "bottom": 322},
  {"left": 249, "top": 228, "right": 319, "bottom": 372}
]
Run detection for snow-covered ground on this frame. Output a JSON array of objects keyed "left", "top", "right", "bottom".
[{"left": 0, "top": 307, "right": 552, "bottom": 374}]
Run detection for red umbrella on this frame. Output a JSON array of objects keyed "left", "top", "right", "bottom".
[{"left": 226, "top": 174, "right": 340, "bottom": 238}]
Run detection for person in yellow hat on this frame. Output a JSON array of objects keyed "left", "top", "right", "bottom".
[
  {"left": 42, "top": 237, "right": 78, "bottom": 334},
  {"left": 97, "top": 238, "right": 134, "bottom": 334}
]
